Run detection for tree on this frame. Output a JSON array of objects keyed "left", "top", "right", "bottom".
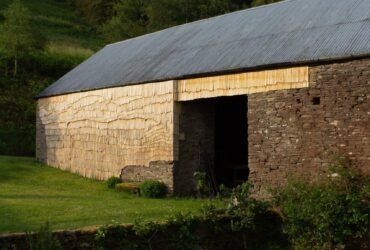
[
  {"left": 0, "top": 0, "right": 46, "bottom": 76},
  {"left": 100, "top": 0, "right": 282, "bottom": 43},
  {"left": 252, "top": 0, "right": 281, "bottom": 7},
  {"left": 148, "top": 0, "right": 236, "bottom": 31},
  {"left": 71, "top": 0, "right": 117, "bottom": 26},
  {"left": 100, "top": 0, "right": 150, "bottom": 43}
]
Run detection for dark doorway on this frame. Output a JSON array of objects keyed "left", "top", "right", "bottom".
[
  {"left": 214, "top": 96, "right": 248, "bottom": 187},
  {"left": 175, "top": 95, "right": 248, "bottom": 195}
]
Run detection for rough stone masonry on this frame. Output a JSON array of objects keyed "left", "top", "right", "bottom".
[{"left": 248, "top": 58, "right": 370, "bottom": 196}]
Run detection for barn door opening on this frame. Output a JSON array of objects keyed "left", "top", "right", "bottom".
[
  {"left": 214, "top": 95, "right": 248, "bottom": 188},
  {"left": 175, "top": 95, "right": 248, "bottom": 195}
]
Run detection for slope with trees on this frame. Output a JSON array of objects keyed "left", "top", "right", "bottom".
[{"left": 0, "top": 0, "right": 103, "bottom": 156}]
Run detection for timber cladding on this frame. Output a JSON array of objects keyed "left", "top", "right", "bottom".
[
  {"left": 176, "top": 67, "right": 309, "bottom": 101},
  {"left": 36, "top": 81, "right": 176, "bottom": 184}
]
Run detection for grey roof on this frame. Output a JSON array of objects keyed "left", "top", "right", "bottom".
[{"left": 37, "top": 0, "right": 370, "bottom": 98}]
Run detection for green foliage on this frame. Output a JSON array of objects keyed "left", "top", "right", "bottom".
[
  {"left": 140, "top": 180, "right": 167, "bottom": 198},
  {"left": 0, "top": 50, "right": 85, "bottom": 157},
  {"left": 70, "top": 0, "right": 116, "bottom": 26},
  {"left": 0, "top": 0, "right": 102, "bottom": 157},
  {"left": 0, "top": 0, "right": 46, "bottom": 75},
  {"left": 106, "top": 176, "right": 122, "bottom": 189},
  {"left": 100, "top": 0, "right": 150, "bottom": 43},
  {"left": 226, "top": 182, "right": 270, "bottom": 232},
  {"left": 93, "top": 207, "right": 287, "bottom": 250},
  {"left": 68, "top": 0, "right": 282, "bottom": 38},
  {"left": 252, "top": 0, "right": 281, "bottom": 7},
  {"left": 0, "top": 0, "right": 104, "bottom": 50},
  {"left": 0, "top": 69, "right": 48, "bottom": 156},
  {"left": 199, "top": 182, "right": 288, "bottom": 249},
  {"left": 193, "top": 171, "right": 211, "bottom": 197},
  {"left": 217, "top": 183, "right": 232, "bottom": 198},
  {"left": 147, "top": 0, "right": 235, "bottom": 32},
  {"left": 276, "top": 159, "right": 370, "bottom": 249},
  {"left": 33, "top": 50, "right": 90, "bottom": 79},
  {"left": 26, "top": 222, "right": 62, "bottom": 250},
  {"left": 0, "top": 127, "right": 35, "bottom": 156},
  {"left": 95, "top": 224, "right": 108, "bottom": 242}
]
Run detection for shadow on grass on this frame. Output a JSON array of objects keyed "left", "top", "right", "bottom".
[{"left": 0, "top": 158, "right": 41, "bottom": 182}]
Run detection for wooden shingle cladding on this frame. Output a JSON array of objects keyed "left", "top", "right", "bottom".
[
  {"left": 176, "top": 67, "right": 309, "bottom": 101},
  {"left": 36, "top": 81, "right": 176, "bottom": 183}
]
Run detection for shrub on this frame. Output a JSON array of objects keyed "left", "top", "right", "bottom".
[
  {"left": 276, "top": 159, "right": 370, "bottom": 249},
  {"left": 203, "top": 182, "right": 288, "bottom": 249},
  {"left": 217, "top": 184, "right": 232, "bottom": 199},
  {"left": 140, "top": 180, "right": 167, "bottom": 198},
  {"left": 226, "top": 182, "right": 271, "bottom": 232},
  {"left": 106, "top": 176, "right": 122, "bottom": 189},
  {"left": 193, "top": 171, "right": 211, "bottom": 197}
]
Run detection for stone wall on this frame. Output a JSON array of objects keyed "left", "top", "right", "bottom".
[
  {"left": 248, "top": 58, "right": 370, "bottom": 196},
  {"left": 120, "top": 161, "right": 173, "bottom": 189},
  {"left": 36, "top": 81, "right": 176, "bottom": 184}
]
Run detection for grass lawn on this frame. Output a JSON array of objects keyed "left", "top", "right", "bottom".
[{"left": 0, "top": 156, "right": 221, "bottom": 234}]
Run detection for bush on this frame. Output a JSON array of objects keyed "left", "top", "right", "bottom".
[
  {"left": 226, "top": 182, "right": 271, "bottom": 232},
  {"left": 106, "top": 176, "right": 122, "bottom": 189},
  {"left": 140, "top": 180, "right": 167, "bottom": 198},
  {"left": 193, "top": 171, "right": 211, "bottom": 197},
  {"left": 275, "top": 159, "right": 370, "bottom": 249},
  {"left": 201, "top": 182, "right": 288, "bottom": 249}
]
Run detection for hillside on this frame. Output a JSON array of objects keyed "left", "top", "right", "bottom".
[
  {"left": 0, "top": 0, "right": 103, "bottom": 55},
  {"left": 0, "top": 0, "right": 104, "bottom": 156}
]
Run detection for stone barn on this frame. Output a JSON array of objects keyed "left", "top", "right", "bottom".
[{"left": 36, "top": 0, "right": 370, "bottom": 195}]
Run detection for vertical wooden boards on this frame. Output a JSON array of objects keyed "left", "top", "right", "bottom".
[{"left": 177, "top": 67, "right": 309, "bottom": 101}]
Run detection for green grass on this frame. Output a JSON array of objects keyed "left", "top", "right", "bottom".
[
  {"left": 0, "top": 156, "right": 221, "bottom": 234},
  {"left": 0, "top": 0, "right": 103, "bottom": 54}
]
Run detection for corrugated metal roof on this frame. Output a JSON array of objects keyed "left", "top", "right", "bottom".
[{"left": 36, "top": 0, "right": 370, "bottom": 98}]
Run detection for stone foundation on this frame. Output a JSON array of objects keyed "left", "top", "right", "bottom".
[{"left": 120, "top": 161, "right": 174, "bottom": 190}]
